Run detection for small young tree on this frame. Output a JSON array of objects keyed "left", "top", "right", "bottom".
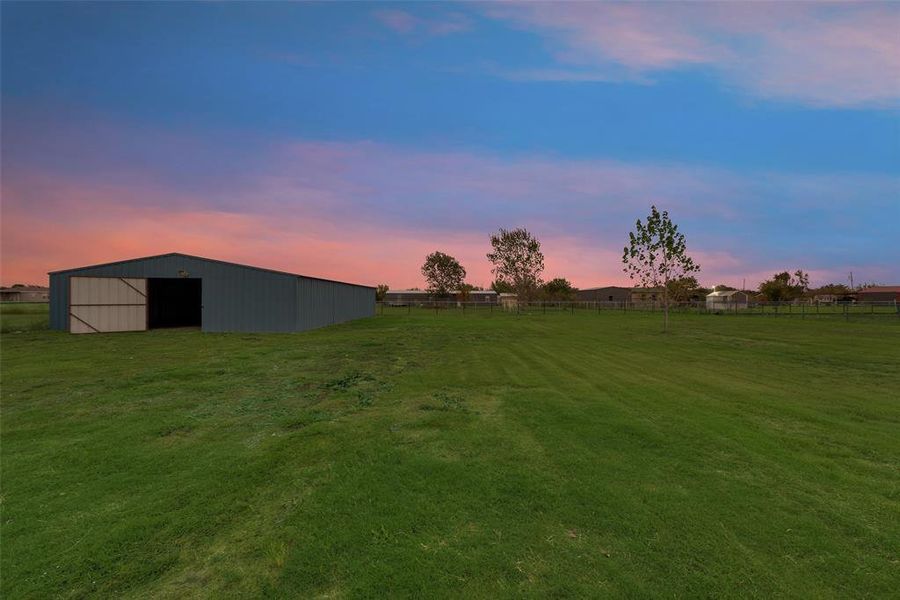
[
  {"left": 486, "top": 227, "right": 544, "bottom": 301},
  {"left": 421, "top": 251, "right": 466, "bottom": 298},
  {"left": 622, "top": 206, "right": 700, "bottom": 332},
  {"left": 375, "top": 284, "right": 389, "bottom": 302}
]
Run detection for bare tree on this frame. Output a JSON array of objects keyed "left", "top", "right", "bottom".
[
  {"left": 486, "top": 228, "right": 544, "bottom": 301},
  {"left": 623, "top": 206, "right": 700, "bottom": 332}
]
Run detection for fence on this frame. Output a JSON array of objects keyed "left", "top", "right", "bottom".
[{"left": 377, "top": 299, "right": 900, "bottom": 320}]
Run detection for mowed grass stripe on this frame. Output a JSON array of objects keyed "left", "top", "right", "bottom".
[{"left": 2, "top": 309, "right": 898, "bottom": 597}]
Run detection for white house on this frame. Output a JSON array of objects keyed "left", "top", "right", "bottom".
[{"left": 706, "top": 290, "right": 749, "bottom": 310}]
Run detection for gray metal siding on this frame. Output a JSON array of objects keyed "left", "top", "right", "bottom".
[
  {"left": 296, "top": 277, "right": 374, "bottom": 331},
  {"left": 49, "top": 254, "right": 373, "bottom": 333},
  {"left": 49, "top": 255, "right": 296, "bottom": 332}
]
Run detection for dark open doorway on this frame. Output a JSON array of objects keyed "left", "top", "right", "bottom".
[{"left": 148, "top": 278, "right": 201, "bottom": 329}]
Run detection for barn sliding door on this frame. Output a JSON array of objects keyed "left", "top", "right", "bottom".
[{"left": 69, "top": 277, "right": 147, "bottom": 334}]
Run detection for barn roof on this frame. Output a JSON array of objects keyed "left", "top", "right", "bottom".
[{"left": 48, "top": 252, "right": 375, "bottom": 289}]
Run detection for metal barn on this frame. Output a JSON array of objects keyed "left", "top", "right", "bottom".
[{"left": 49, "top": 253, "right": 375, "bottom": 334}]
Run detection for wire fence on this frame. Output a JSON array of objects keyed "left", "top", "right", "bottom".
[{"left": 377, "top": 299, "right": 900, "bottom": 320}]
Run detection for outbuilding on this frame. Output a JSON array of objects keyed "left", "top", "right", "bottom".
[
  {"left": 706, "top": 290, "right": 749, "bottom": 310},
  {"left": 0, "top": 285, "right": 49, "bottom": 302},
  {"left": 575, "top": 286, "right": 630, "bottom": 303},
  {"left": 856, "top": 286, "right": 900, "bottom": 302},
  {"left": 49, "top": 253, "right": 374, "bottom": 334}
]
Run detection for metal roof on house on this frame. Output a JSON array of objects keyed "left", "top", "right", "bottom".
[
  {"left": 579, "top": 286, "right": 631, "bottom": 292},
  {"left": 707, "top": 290, "right": 745, "bottom": 297},
  {"left": 386, "top": 289, "right": 497, "bottom": 294}
]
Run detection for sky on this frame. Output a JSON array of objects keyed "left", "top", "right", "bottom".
[{"left": 2, "top": 1, "right": 898, "bottom": 289}]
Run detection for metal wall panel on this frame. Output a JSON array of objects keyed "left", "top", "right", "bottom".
[
  {"left": 49, "top": 253, "right": 373, "bottom": 333},
  {"left": 296, "top": 277, "right": 374, "bottom": 331}
]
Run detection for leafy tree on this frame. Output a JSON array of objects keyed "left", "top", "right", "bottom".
[
  {"left": 375, "top": 284, "right": 389, "bottom": 302},
  {"left": 457, "top": 283, "right": 475, "bottom": 301},
  {"left": 714, "top": 284, "right": 737, "bottom": 292},
  {"left": 622, "top": 206, "right": 700, "bottom": 332},
  {"left": 759, "top": 270, "right": 808, "bottom": 302},
  {"left": 668, "top": 276, "right": 701, "bottom": 302},
  {"left": 813, "top": 283, "right": 850, "bottom": 296},
  {"left": 542, "top": 277, "right": 576, "bottom": 301},
  {"left": 490, "top": 279, "right": 514, "bottom": 294},
  {"left": 486, "top": 228, "right": 545, "bottom": 301},
  {"left": 421, "top": 251, "right": 466, "bottom": 298}
]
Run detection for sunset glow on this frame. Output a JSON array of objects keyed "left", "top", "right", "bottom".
[{"left": 2, "top": 2, "right": 898, "bottom": 289}]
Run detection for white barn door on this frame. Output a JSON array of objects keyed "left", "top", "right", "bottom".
[{"left": 69, "top": 277, "right": 147, "bottom": 334}]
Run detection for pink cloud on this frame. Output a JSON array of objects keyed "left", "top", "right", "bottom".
[
  {"left": 484, "top": 2, "right": 900, "bottom": 107},
  {"left": 373, "top": 9, "right": 472, "bottom": 37},
  {"left": 373, "top": 9, "right": 417, "bottom": 34},
  {"left": 3, "top": 120, "right": 897, "bottom": 289}
]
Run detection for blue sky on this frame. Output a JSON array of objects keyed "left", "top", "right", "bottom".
[{"left": 2, "top": 1, "right": 898, "bottom": 287}]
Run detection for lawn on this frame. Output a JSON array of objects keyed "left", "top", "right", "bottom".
[
  {"left": 2, "top": 308, "right": 898, "bottom": 598},
  {"left": 0, "top": 302, "right": 49, "bottom": 334}
]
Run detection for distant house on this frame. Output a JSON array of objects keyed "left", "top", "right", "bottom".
[
  {"left": 575, "top": 286, "right": 630, "bottom": 303},
  {"left": 383, "top": 290, "right": 430, "bottom": 305},
  {"left": 463, "top": 290, "right": 499, "bottom": 304},
  {"left": 706, "top": 290, "right": 749, "bottom": 310},
  {"left": 0, "top": 285, "right": 49, "bottom": 302},
  {"left": 630, "top": 287, "right": 665, "bottom": 304},
  {"left": 498, "top": 293, "right": 518, "bottom": 309},
  {"left": 383, "top": 289, "right": 498, "bottom": 305},
  {"left": 856, "top": 286, "right": 900, "bottom": 302}
]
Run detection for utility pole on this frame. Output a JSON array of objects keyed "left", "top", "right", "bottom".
[{"left": 849, "top": 272, "right": 854, "bottom": 291}]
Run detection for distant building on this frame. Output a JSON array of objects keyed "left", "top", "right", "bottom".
[
  {"left": 383, "top": 290, "right": 431, "bottom": 305},
  {"left": 499, "top": 293, "right": 518, "bottom": 309},
  {"left": 383, "top": 289, "right": 498, "bottom": 305},
  {"left": 0, "top": 285, "right": 49, "bottom": 302},
  {"left": 856, "top": 286, "right": 900, "bottom": 302},
  {"left": 575, "top": 286, "right": 630, "bottom": 303},
  {"left": 706, "top": 290, "right": 749, "bottom": 310},
  {"left": 630, "top": 287, "right": 665, "bottom": 304},
  {"left": 463, "top": 291, "right": 499, "bottom": 304}
]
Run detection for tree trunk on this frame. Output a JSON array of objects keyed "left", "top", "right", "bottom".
[{"left": 663, "top": 286, "right": 669, "bottom": 332}]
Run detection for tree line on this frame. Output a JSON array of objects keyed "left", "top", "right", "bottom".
[
  {"left": 375, "top": 205, "right": 879, "bottom": 332},
  {"left": 374, "top": 206, "right": 701, "bottom": 332}
]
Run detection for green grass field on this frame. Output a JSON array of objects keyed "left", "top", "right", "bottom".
[
  {"left": 0, "top": 302, "right": 49, "bottom": 334},
  {"left": 2, "top": 307, "right": 898, "bottom": 598}
]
